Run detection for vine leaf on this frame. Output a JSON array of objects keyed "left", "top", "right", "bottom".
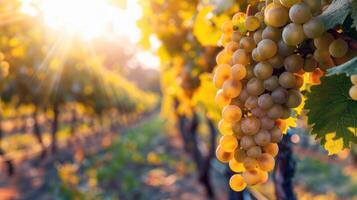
[
  {"left": 305, "top": 75, "right": 357, "bottom": 148},
  {"left": 317, "top": 0, "right": 352, "bottom": 30},
  {"left": 327, "top": 57, "right": 357, "bottom": 76},
  {"left": 193, "top": 6, "right": 230, "bottom": 46}
]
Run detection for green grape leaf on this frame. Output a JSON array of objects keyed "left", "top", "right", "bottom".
[
  {"left": 327, "top": 57, "right": 357, "bottom": 76},
  {"left": 351, "top": 0, "right": 357, "bottom": 30},
  {"left": 317, "top": 0, "right": 352, "bottom": 30},
  {"left": 305, "top": 75, "right": 357, "bottom": 148}
]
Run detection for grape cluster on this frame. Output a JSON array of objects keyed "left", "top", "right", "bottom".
[
  {"left": 350, "top": 75, "right": 357, "bottom": 100},
  {"left": 214, "top": 0, "right": 353, "bottom": 192}
]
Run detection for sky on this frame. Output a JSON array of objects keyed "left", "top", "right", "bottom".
[{"left": 20, "top": 0, "right": 160, "bottom": 69}]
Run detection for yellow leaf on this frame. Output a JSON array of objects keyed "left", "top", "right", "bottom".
[
  {"left": 324, "top": 137, "right": 344, "bottom": 155},
  {"left": 193, "top": 6, "right": 230, "bottom": 46}
]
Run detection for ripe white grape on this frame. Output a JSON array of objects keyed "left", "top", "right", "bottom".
[
  {"left": 289, "top": 3, "right": 312, "bottom": 24},
  {"left": 282, "top": 23, "right": 305, "bottom": 45},
  {"left": 247, "top": 78, "right": 265, "bottom": 96},
  {"left": 241, "top": 116, "right": 261, "bottom": 136},
  {"left": 254, "top": 130, "right": 272, "bottom": 146},
  {"left": 254, "top": 62, "right": 274, "bottom": 80},
  {"left": 272, "top": 87, "right": 288, "bottom": 104},
  {"left": 303, "top": 18, "right": 325, "bottom": 38},
  {"left": 329, "top": 39, "right": 348, "bottom": 58},
  {"left": 264, "top": 76, "right": 280, "bottom": 91},
  {"left": 258, "top": 94, "right": 274, "bottom": 109}
]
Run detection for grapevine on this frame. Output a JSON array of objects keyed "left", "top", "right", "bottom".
[{"left": 213, "top": 0, "right": 356, "bottom": 191}]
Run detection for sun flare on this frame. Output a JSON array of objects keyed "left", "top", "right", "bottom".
[{"left": 21, "top": 0, "right": 142, "bottom": 41}]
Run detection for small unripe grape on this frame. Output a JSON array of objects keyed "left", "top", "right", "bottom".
[
  {"left": 351, "top": 75, "right": 357, "bottom": 85},
  {"left": 230, "top": 174, "right": 247, "bottom": 192},
  {"left": 247, "top": 146, "right": 263, "bottom": 158},
  {"left": 279, "top": 72, "right": 297, "bottom": 89},
  {"left": 264, "top": 143, "right": 279, "bottom": 157},
  {"left": 284, "top": 54, "right": 304, "bottom": 73},
  {"left": 280, "top": 0, "right": 301, "bottom": 8},
  {"left": 218, "top": 119, "right": 234, "bottom": 136},
  {"left": 216, "top": 145, "right": 233, "bottom": 163},
  {"left": 303, "top": 18, "right": 324, "bottom": 38},
  {"left": 285, "top": 90, "right": 302, "bottom": 108},
  {"left": 262, "top": 26, "right": 282, "bottom": 42},
  {"left": 314, "top": 32, "right": 334, "bottom": 49},
  {"left": 245, "top": 96, "right": 259, "bottom": 109},
  {"left": 258, "top": 94, "right": 274, "bottom": 109},
  {"left": 242, "top": 169, "right": 261, "bottom": 185},
  {"left": 229, "top": 159, "right": 246, "bottom": 173},
  {"left": 258, "top": 39, "right": 278, "bottom": 59},
  {"left": 247, "top": 78, "right": 265, "bottom": 96},
  {"left": 289, "top": 3, "right": 312, "bottom": 24},
  {"left": 221, "top": 21, "right": 233, "bottom": 33},
  {"left": 349, "top": 85, "right": 357, "bottom": 100},
  {"left": 239, "top": 88, "right": 249, "bottom": 102},
  {"left": 267, "top": 104, "right": 283, "bottom": 119},
  {"left": 234, "top": 149, "right": 247, "bottom": 162},
  {"left": 282, "top": 23, "right": 305, "bottom": 45},
  {"left": 222, "top": 105, "right": 242, "bottom": 123},
  {"left": 251, "top": 107, "right": 267, "bottom": 118},
  {"left": 264, "top": 76, "right": 280, "bottom": 91},
  {"left": 252, "top": 48, "right": 263, "bottom": 62},
  {"left": 257, "top": 153, "right": 275, "bottom": 172},
  {"left": 329, "top": 39, "right": 348, "bottom": 58},
  {"left": 313, "top": 49, "right": 331, "bottom": 64},
  {"left": 278, "top": 40, "right": 295, "bottom": 56},
  {"left": 265, "top": 4, "right": 289, "bottom": 27},
  {"left": 254, "top": 130, "right": 272, "bottom": 146},
  {"left": 232, "top": 31, "right": 242, "bottom": 42},
  {"left": 304, "top": 57, "right": 318, "bottom": 72},
  {"left": 245, "top": 16, "right": 261, "bottom": 31},
  {"left": 232, "top": 122, "right": 244, "bottom": 138},
  {"left": 223, "top": 79, "right": 242, "bottom": 98},
  {"left": 254, "top": 29, "right": 263, "bottom": 44},
  {"left": 260, "top": 116, "right": 275, "bottom": 130},
  {"left": 241, "top": 116, "right": 261, "bottom": 136},
  {"left": 240, "top": 37, "right": 256, "bottom": 52},
  {"left": 272, "top": 87, "right": 288, "bottom": 104},
  {"left": 232, "top": 49, "right": 250, "bottom": 65},
  {"left": 215, "top": 89, "right": 231, "bottom": 107},
  {"left": 241, "top": 136, "right": 256, "bottom": 150},
  {"left": 216, "top": 50, "right": 231, "bottom": 65},
  {"left": 268, "top": 54, "right": 284, "bottom": 69},
  {"left": 231, "top": 64, "right": 247, "bottom": 81},
  {"left": 271, "top": 127, "right": 283, "bottom": 143},
  {"left": 220, "top": 135, "right": 238, "bottom": 152},
  {"left": 226, "top": 41, "right": 240, "bottom": 54},
  {"left": 243, "top": 157, "right": 259, "bottom": 170},
  {"left": 254, "top": 62, "right": 274, "bottom": 80}
]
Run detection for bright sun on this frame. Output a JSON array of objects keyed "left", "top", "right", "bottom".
[
  {"left": 21, "top": 0, "right": 142, "bottom": 41},
  {"left": 21, "top": 0, "right": 160, "bottom": 69}
]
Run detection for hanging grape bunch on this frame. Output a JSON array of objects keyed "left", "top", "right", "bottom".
[{"left": 213, "top": 0, "right": 355, "bottom": 192}]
